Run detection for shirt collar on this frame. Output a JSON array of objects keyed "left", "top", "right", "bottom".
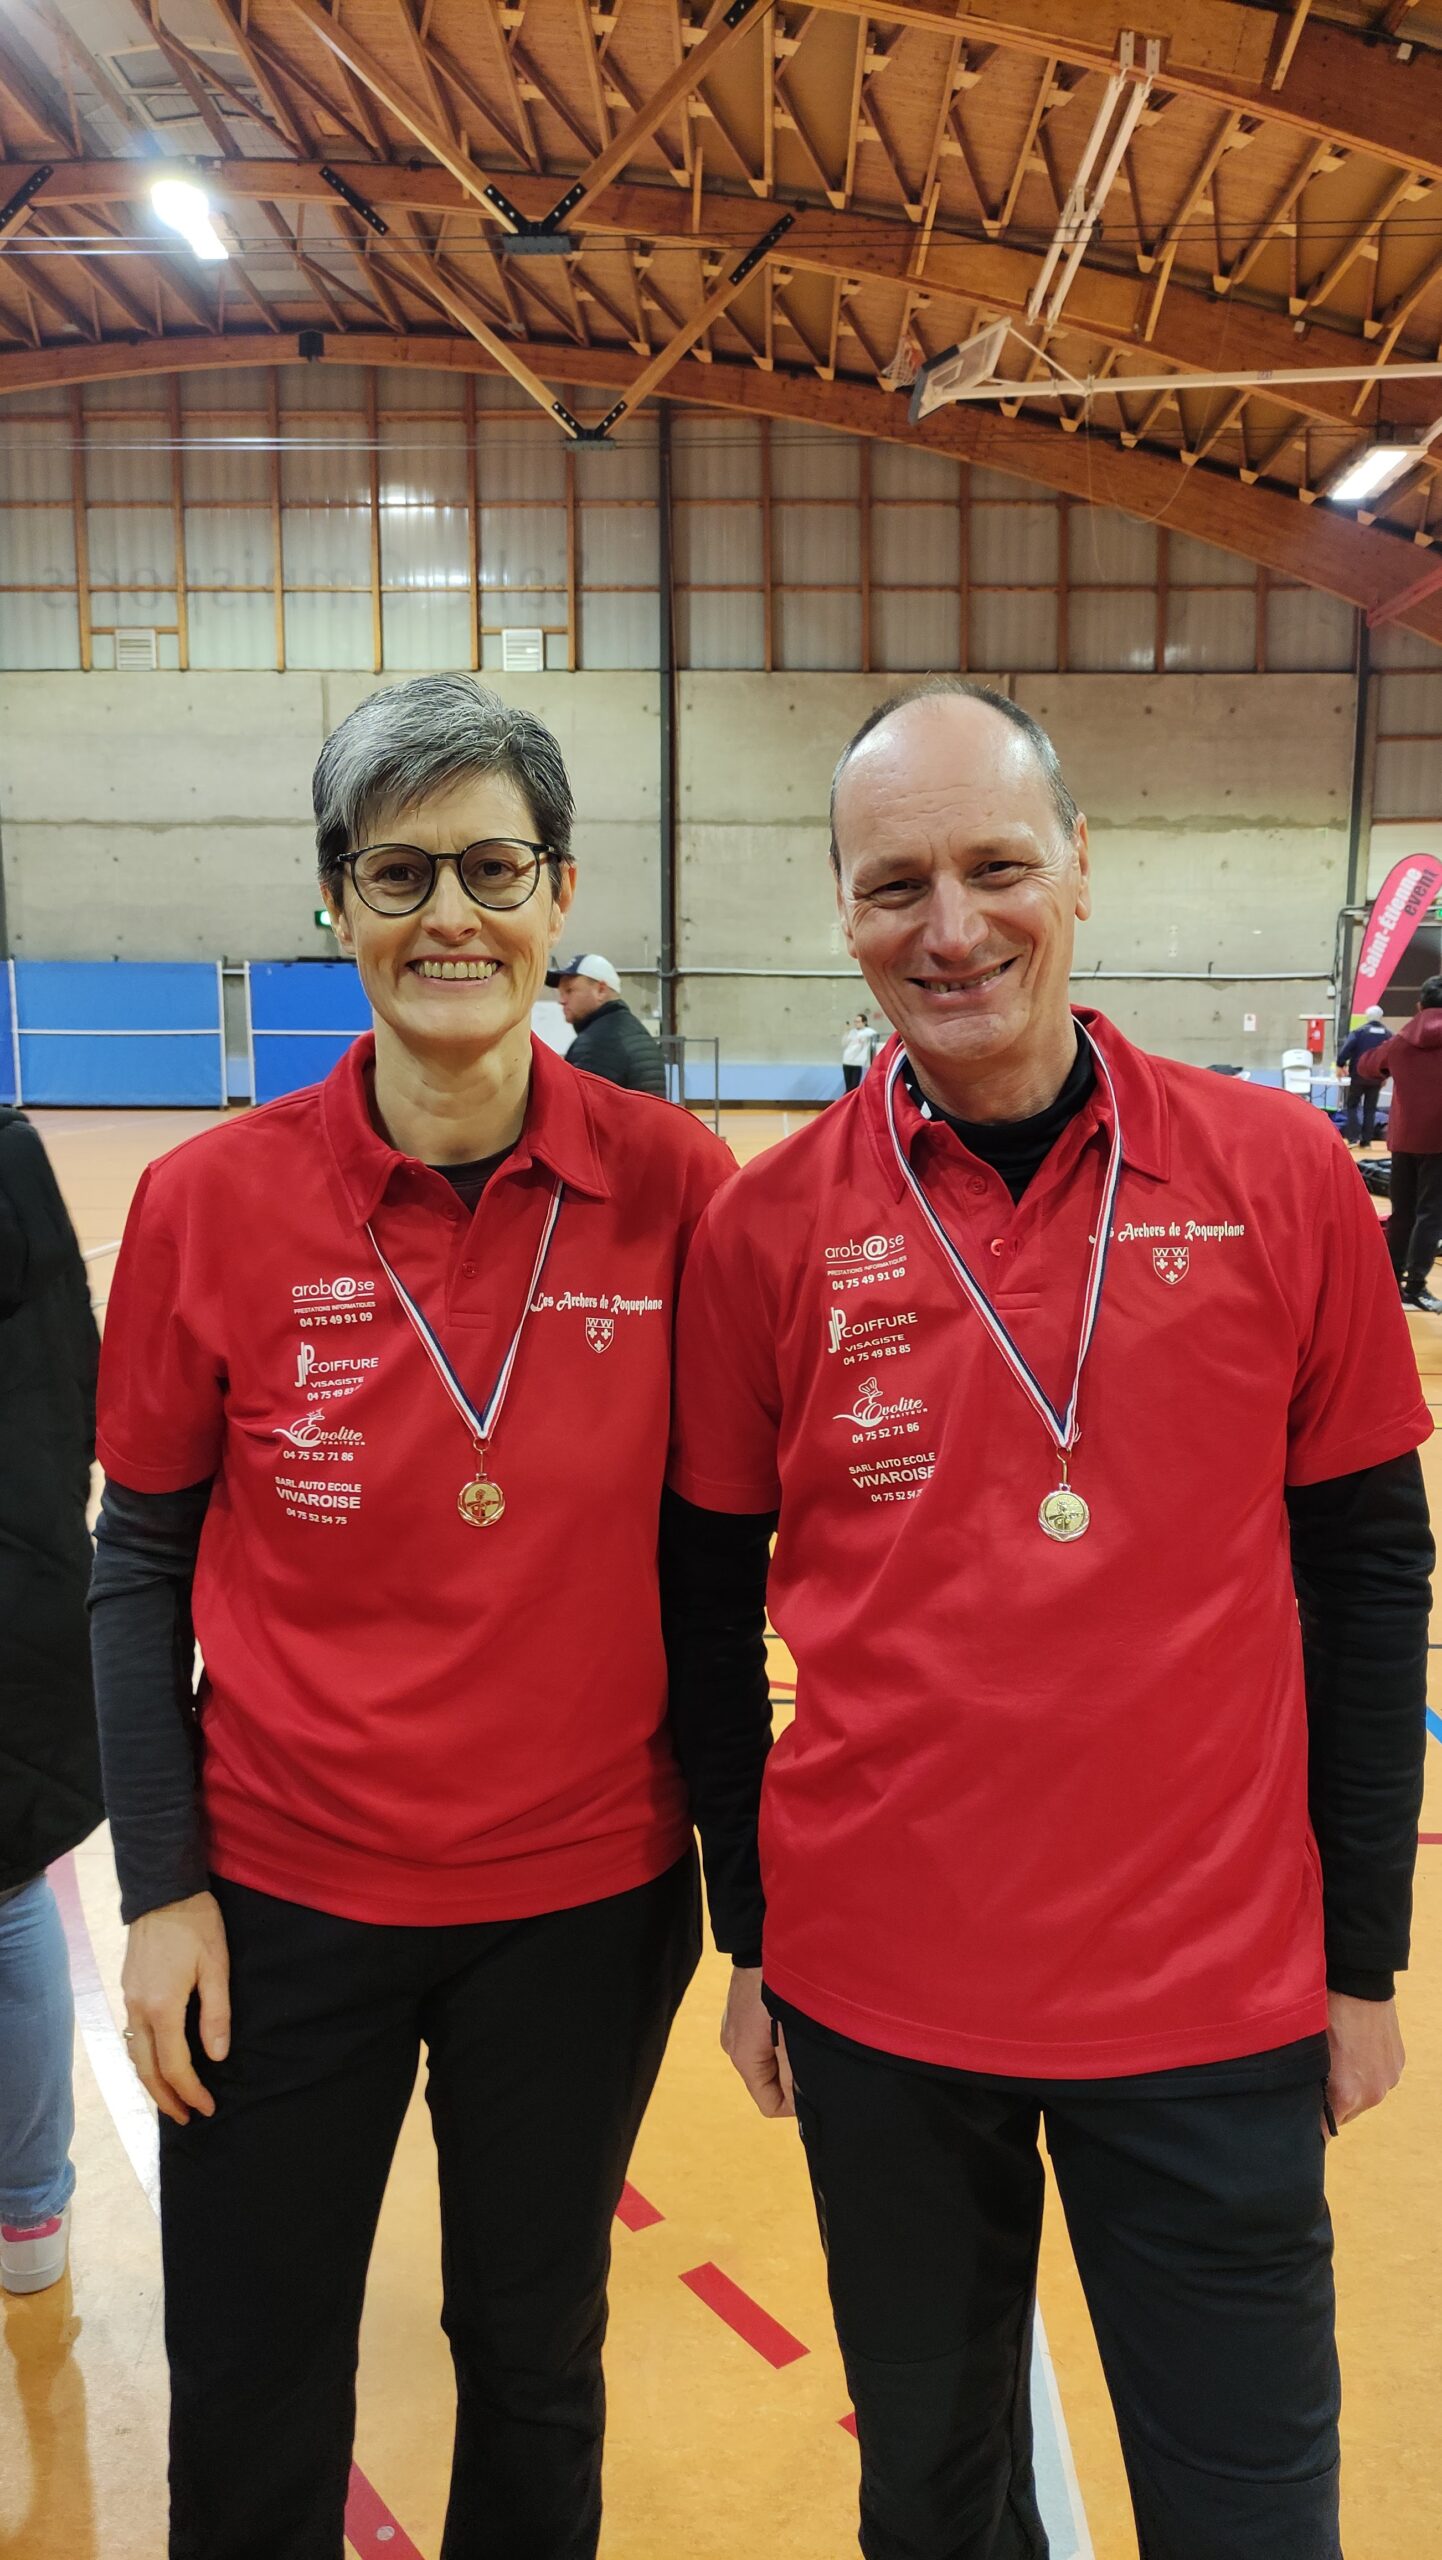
[
  {"left": 861, "top": 1008, "right": 1171, "bottom": 1199},
  {"left": 320, "top": 1031, "right": 612, "bottom": 1229}
]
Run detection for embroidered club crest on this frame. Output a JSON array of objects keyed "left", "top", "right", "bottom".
[
  {"left": 1152, "top": 1246, "right": 1189, "bottom": 1286},
  {"left": 586, "top": 1316, "right": 615, "bottom": 1354}
]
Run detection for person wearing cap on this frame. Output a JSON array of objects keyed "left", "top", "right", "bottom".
[
  {"left": 88, "top": 675, "right": 731, "bottom": 2560},
  {"left": 1335, "top": 1003, "right": 1388, "bottom": 1147},
  {"left": 1358, "top": 974, "right": 1442, "bottom": 1313},
  {"left": 663, "top": 677, "right": 1432, "bottom": 2560},
  {"left": 549, "top": 954, "right": 667, "bottom": 1098}
]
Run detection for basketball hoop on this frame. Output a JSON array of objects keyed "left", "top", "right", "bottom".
[{"left": 883, "top": 322, "right": 924, "bottom": 393}]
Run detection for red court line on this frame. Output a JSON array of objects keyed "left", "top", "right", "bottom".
[
  {"left": 615, "top": 2181, "right": 663, "bottom": 2231},
  {"left": 680, "top": 2263, "right": 808, "bottom": 2368},
  {"left": 840, "top": 2412, "right": 858, "bottom": 2437},
  {"left": 1420, "top": 1834, "right": 1442, "bottom": 1845},
  {"left": 345, "top": 2466, "right": 426, "bottom": 2559}
]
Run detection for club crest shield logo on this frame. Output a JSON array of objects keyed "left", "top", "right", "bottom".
[
  {"left": 585, "top": 1316, "right": 615, "bottom": 1354},
  {"left": 1152, "top": 1246, "right": 1189, "bottom": 1286}
]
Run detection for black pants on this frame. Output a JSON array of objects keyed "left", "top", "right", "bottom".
[
  {"left": 1385, "top": 1149, "right": 1442, "bottom": 1294},
  {"left": 843, "top": 1064, "right": 865, "bottom": 1092},
  {"left": 784, "top": 2014, "right": 1340, "bottom": 2560},
  {"left": 1343, "top": 1074, "right": 1378, "bottom": 1145},
  {"left": 161, "top": 1855, "right": 699, "bottom": 2560}
]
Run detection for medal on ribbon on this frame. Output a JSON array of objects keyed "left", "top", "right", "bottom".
[
  {"left": 367, "top": 1181, "right": 563, "bottom": 1527},
  {"left": 882, "top": 1032, "right": 1123, "bottom": 1540}
]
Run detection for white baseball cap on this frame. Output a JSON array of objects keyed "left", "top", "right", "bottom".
[{"left": 546, "top": 952, "right": 621, "bottom": 993}]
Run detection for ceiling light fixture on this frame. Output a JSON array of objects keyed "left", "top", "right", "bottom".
[
  {"left": 150, "top": 175, "right": 228, "bottom": 263},
  {"left": 1326, "top": 443, "right": 1422, "bottom": 505}
]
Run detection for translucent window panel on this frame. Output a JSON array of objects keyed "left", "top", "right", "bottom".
[
  {"left": 1068, "top": 505, "right": 1157, "bottom": 586},
  {"left": 670, "top": 416, "right": 760, "bottom": 501},
  {"left": 382, "top": 592, "right": 472, "bottom": 670},
  {"left": 86, "top": 509, "right": 177, "bottom": 588},
  {"left": 187, "top": 590, "right": 276, "bottom": 668},
  {"left": 1376, "top": 670, "right": 1442, "bottom": 733},
  {"left": 380, "top": 505, "right": 472, "bottom": 591},
  {"left": 281, "top": 506, "right": 371, "bottom": 586},
  {"left": 871, "top": 503, "right": 959, "bottom": 587},
  {"left": 969, "top": 466, "right": 1033, "bottom": 500},
  {"left": 1067, "top": 588, "right": 1155, "bottom": 672},
  {"left": 283, "top": 591, "right": 372, "bottom": 668},
  {"left": 1167, "top": 533, "right": 1253, "bottom": 587},
  {"left": 0, "top": 423, "right": 71, "bottom": 504},
  {"left": 485, "top": 587, "right": 566, "bottom": 629},
  {"left": 378, "top": 371, "right": 464, "bottom": 411},
  {"left": 970, "top": 589, "right": 1057, "bottom": 672},
  {"left": 183, "top": 439, "right": 271, "bottom": 503},
  {"left": 1374, "top": 737, "right": 1442, "bottom": 819},
  {"left": 0, "top": 590, "right": 80, "bottom": 668},
  {"left": 872, "top": 588, "right": 962, "bottom": 672},
  {"left": 672, "top": 503, "right": 762, "bottom": 586},
  {"left": 0, "top": 511, "right": 75, "bottom": 586},
  {"left": 578, "top": 505, "right": 659, "bottom": 589},
  {"left": 184, "top": 508, "right": 274, "bottom": 589},
  {"left": 770, "top": 424, "right": 858, "bottom": 501},
  {"left": 969, "top": 503, "right": 1057, "bottom": 585},
  {"left": 476, "top": 427, "right": 567, "bottom": 503},
  {"left": 479, "top": 505, "right": 567, "bottom": 591},
  {"left": 675, "top": 588, "right": 765, "bottom": 669},
  {"left": 285, "top": 366, "right": 367, "bottom": 409},
  {"left": 774, "top": 503, "right": 860, "bottom": 584},
  {"left": 776, "top": 590, "right": 862, "bottom": 670},
  {"left": 280, "top": 424, "right": 369, "bottom": 507},
  {"left": 574, "top": 424, "right": 656, "bottom": 503},
  {"left": 182, "top": 370, "right": 273, "bottom": 409},
  {"left": 1163, "top": 588, "right": 1253, "bottom": 669},
  {"left": 1371, "top": 623, "right": 1442, "bottom": 670},
  {"left": 83, "top": 436, "right": 170, "bottom": 506},
  {"left": 579, "top": 591, "right": 661, "bottom": 670},
  {"left": 1264, "top": 586, "right": 1355, "bottom": 672},
  {"left": 90, "top": 591, "right": 179, "bottom": 630},
  {"left": 378, "top": 419, "right": 467, "bottom": 509},
  {"left": 83, "top": 380, "right": 167, "bottom": 414},
  {"left": 870, "top": 444, "right": 959, "bottom": 501}
]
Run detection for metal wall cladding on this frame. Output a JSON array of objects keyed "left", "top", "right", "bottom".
[
  {"left": 0, "top": 591, "right": 80, "bottom": 670},
  {"left": 381, "top": 593, "right": 473, "bottom": 670},
  {"left": 86, "top": 508, "right": 177, "bottom": 590},
  {"left": 969, "top": 502, "right": 1059, "bottom": 586},
  {"left": 675, "top": 589, "right": 765, "bottom": 671},
  {"left": 775, "top": 589, "right": 862, "bottom": 669},
  {"left": 281, "top": 420, "right": 369, "bottom": 508},
  {"left": 1371, "top": 622, "right": 1442, "bottom": 670},
  {"left": 281, "top": 505, "right": 371, "bottom": 588},
  {"left": 1374, "top": 735, "right": 1442, "bottom": 822},
  {"left": 872, "top": 587, "right": 962, "bottom": 672},
  {"left": 577, "top": 504, "right": 660, "bottom": 590},
  {"left": 478, "top": 504, "right": 567, "bottom": 592},
  {"left": 0, "top": 510, "right": 75, "bottom": 587},
  {"left": 0, "top": 422, "right": 71, "bottom": 506},
  {"left": 282, "top": 592, "right": 372, "bottom": 670},
  {"left": 673, "top": 502, "right": 763, "bottom": 588},
  {"left": 183, "top": 442, "right": 272, "bottom": 504},
  {"left": 83, "top": 433, "right": 170, "bottom": 508},
  {"left": 185, "top": 508, "right": 273, "bottom": 590},
  {"left": 870, "top": 443, "right": 959, "bottom": 501},
  {"left": 871, "top": 500, "right": 959, "bottom": 588},
  {"left": 1376, "top": 670, "right": 1442, "bottom": 734},
  {"left": 774, "top": 502, "right": 860, "bottom": 585},
  {"left": 477, "top": 431, "right": 567, "bottom": 504},
  {"left": 378, "top": 419, "right": 468, "bottom": 510},
  {"left": 577, "top": 591, "right": 661, "bottom": 672},
  {"left": 970, "top": 589, "right": 1058, "bottom": 672},
  {"left": 381, "top": 504, "right": 472, "bottom": 591},
  {"left": 770, "top": 422, "right": 858, "bottom": 500},
  {"left": 574, "top": 421, "right": 657, "bottom": 504},
  {"left": 1168, "top": 532, "right": 1254, "bottom": 587},
  {"left": 187, "top": 591, "right": 275, "bottom": 670},
  {"left": 671, "top": 417, "right": 761, "bottom": 502},
  {"left": 1164, "top": 587, "right": 1255, "bottom": 671},
  {"left": 1068, "top": 504, "right": 1156, "bottom": 586}
]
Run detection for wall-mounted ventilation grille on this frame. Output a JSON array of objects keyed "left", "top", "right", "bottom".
[
  {"left": 500, "top": 627, "right": 544, "bottom": 674},
  {"left": 115, "top": 629, "right": 159, "bottom": 671}
]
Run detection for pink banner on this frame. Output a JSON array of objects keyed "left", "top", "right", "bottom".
[{"left": 1350, "top": 853, "right": 1442, "bottom": 1024}]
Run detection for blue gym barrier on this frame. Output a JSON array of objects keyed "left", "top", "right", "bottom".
[
  {"left": 4, "top": 961, "right": 226, "bottom": 1107},
  {"left": 0, "top": 962, "right": 15, "bottom": 1107},
  {"left": 248, "top": 961, "right": 370, "bottom": 1106}
]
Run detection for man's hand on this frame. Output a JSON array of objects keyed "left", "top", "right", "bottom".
[
  {"left": 1324, "top": 1991, "right": 1404, "bottom": 2133},
  {"left": 121, "top": 1891, "right": 231, "bottom": 2127},
  {"left": 721, "top": 1966, "right": 794, "bottom": 2117}
]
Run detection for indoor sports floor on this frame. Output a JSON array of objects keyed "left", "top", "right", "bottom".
[{"left": 4, "top": 1104, "right": 1440, "bottom": 2560}]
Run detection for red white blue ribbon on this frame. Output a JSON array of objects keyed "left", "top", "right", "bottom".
[
  {"left": 366, "top": 1179, "right": 563, "bottom": 1452},
  {"left": 882, "top": 1029, "right": 1123, "bottom": 1457}
]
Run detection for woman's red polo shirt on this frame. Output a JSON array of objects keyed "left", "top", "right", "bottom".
[
  {"left": 669, "top": 1014, "right": 1431, "bottom": 2077},
  {"left": 98, "top": 1034, "right": 733, "bottom": 1925}
]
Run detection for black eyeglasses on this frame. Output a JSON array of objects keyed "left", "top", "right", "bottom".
[{"left": 339, "top": 840, "right": 554, "bottom": 917}]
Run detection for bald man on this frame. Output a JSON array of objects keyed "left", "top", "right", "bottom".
[{"left": 664, "top": 678, "right": 1432, "bottom": 2560}]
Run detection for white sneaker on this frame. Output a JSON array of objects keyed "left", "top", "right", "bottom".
[{"left": 0, "top": 2206, "right": 70, "bottom": 2295}]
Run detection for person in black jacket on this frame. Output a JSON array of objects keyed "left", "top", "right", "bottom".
[
  {"left": 0, "top": 1107, "right": 102, "bottom": 2294},
  {"left": 548, "top": 953, "right": 667, "bottom": 1098}
]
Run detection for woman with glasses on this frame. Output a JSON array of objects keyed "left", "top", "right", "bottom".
[{"left": 89, "top": 675, "right": 732, "bottom": 2560}]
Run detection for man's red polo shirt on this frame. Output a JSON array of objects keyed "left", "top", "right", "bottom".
[
  {"left": 98, "top": 1034, "right": 732, "bottom": 1926},
  {"left": 670, "top": 1013, "right": 1430, "bottom": 2077}
]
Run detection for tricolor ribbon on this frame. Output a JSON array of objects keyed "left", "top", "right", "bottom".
[
  {"left": 882, "top": 1031, "right": 1123, "bottom": 1458},
  {"left": 366, "top": 1179, "right": 564, "bottom": 1454}
]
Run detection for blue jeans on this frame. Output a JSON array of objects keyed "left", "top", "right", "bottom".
[{"left": 0, "top": 1877, "right": 77, "bottom": 2227}]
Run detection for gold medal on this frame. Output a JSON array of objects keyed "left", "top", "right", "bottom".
[
  {"left": 1038, "top": 1484, "right": 1089, "bottom": 1542},
  {"left": 458, "top": 1475, "right": 505, "bottom": 1528}
]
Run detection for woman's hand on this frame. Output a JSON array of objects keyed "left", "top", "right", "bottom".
[
  {"left": 721, "top": 1966, "right": 794, "bottom": 2117},
  {"left": 122, "top": 1892, "right": 231, "bottom": 2126}
]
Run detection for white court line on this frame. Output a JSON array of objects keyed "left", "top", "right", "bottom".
[
  {"left": 1035, "top": 2310, "right": 1097, "bottom": 2560},
  {"left": 49, "top": 1852, "right": 160, "bottom": 2217},
  {"left": 83, "top": 1240, "right": 121, "bottom": 1262}
]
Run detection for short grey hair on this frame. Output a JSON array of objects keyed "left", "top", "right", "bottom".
[
  {"left": 314, "top": 674, "right": 574, "bottom": 885},
  {"left": 829, "top": 676, "right": 1080, "bottom": 871}
]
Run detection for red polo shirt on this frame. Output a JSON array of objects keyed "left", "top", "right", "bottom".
[
  {"left": 98, "top": 1034, "right": 732, "bottom": 1925},
  {"left": 670, "top": 1013, "right": 1430, "bottom": 2076}
]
